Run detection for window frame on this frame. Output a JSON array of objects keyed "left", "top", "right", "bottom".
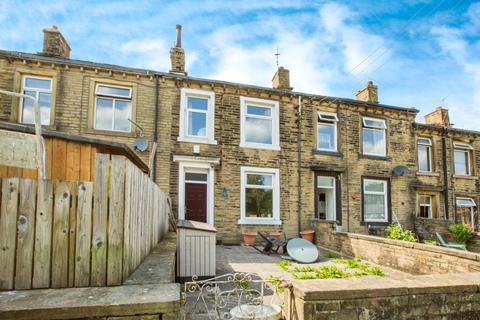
[
  {"left": 418, "top": 194, "right": 433, "bottom": 218},
  {"left": 178, "top": 88, "right": 216, "bottom": 144},
  {"left": 362, "top": 116, "right": 387, "bottom": 157},
  {"left": 93, "top": 83, "right": 133, "bottom": 133},
  {"left": 361, "top": 177, "right": 390, "bottom": 223},
  {"left": 316, "top": 111, "right": 338, "bottom": 152},
  {"left": 19, "top": 75, "right": 53, "bottom": 126},
  {"left": 239, "top": 166, "right": 281, "bottom": 225},
  {"left": 417, "top": 138, "right": 433, "bottom": 173},
  {"left": 453, "top": 143, "right": 473, "bottom": 176},
  {"left": 240, "top": 97, "right": 280, "bottom": 150}
]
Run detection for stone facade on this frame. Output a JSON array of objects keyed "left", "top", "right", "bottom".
[{"left": 0, "top": 27, "right": 479, "bottom": 244}]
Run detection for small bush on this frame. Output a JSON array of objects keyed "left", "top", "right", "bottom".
[
  {"left": 277, "top": 260, "right": 292, "bottom": 271},
  {"left": 385, "top": 224, "right": 416, "bottom": 242},
  {"left": 451, "top": 223, "right": 473, "bottom": 244},
  {"left": 323, "top": 251, "right": 339, "bottom": 259},
  {"left": 315, "top": 266, "right": 351, "bottom": 279}
]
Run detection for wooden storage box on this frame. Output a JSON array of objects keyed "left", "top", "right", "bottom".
[{"left": 177, "top": 220, "right": 216, "bottom": 279}]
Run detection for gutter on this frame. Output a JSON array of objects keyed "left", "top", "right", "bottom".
[
  {"left": 153, "top": 75, "right": 160, "bottom": 182},
  {"left": 297, "top": 96, "right": 302, "bottom": 235},
  {"left": 442, "top": 127, "right": 449, "bottom": 220}
]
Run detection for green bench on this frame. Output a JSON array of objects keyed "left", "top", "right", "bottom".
[{"left": 435, "top": 232, "right": 467, "bottom": 250}]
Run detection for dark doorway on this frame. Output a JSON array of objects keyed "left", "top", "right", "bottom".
[{"left": 185, "top": 182, "right": 207, "bottom": 223}]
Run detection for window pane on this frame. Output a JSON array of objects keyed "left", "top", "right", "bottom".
[
  {"left": 456, "top": 198, "right": 476, "bottom": 207},
  {"left": 418, "top": 138, "right": 431, "bottom": 145},
  {"left": 95, "top": 98, "right": 114, "bottom": 130},
  {"left": 245, "top": 117, "right": 272, "bottom": 144},
  {"left": 114, "top": 100, "right": 131, "bottom": 131},
  {"left": 25, "top": 77, "right": 51, "bottom": 90},
  {"left": 363, "top": 118, "right": 386, "bottom": 129},
  {"left": 454, "top": 150, "right": 468, "bottom": 175},
  {"left": 317, "top": 177, "right": 334, "bottom": 188},
  {"left": 247, "top": 105, "right": 271, "bottom": 117},
  {"left": 318, "top": 112, "right": 338, "bottom": 122},
  {"left": 364, "top": 194, "right": 386, "bottom": 221},
  {"left": 363, "top": 128, "right": 385, "bottom": 155},
  {"left": 21, "top": 90, "right": 36, "bottom": 124},
  {"left": 188, "top": 111, "right": 207, "bottom": 136},
  {"left": 418, "top": 145, "right": 430, "bottom": 172},
  {"left": 38, "top": 92, "right": 51, "bottom": 125},
  {"left": 419, "top": 195, "right": 431, "bottom": 206},
  {"left": 185, "top": 172, "right": 207, "bottom": 182},
  {"left": 364, "top": 180, "right": 385, "bottom": 193},
  {"left": 419, "top": 205, "right": 430, "bottom": 218},
  {"left": 97, "top": 85, "right": 131, "bottom": 98},
  {"left": 247, "top": 174, "right": 272, "bottom": 186},
  {"left": 245, "top": 188, "right": 273, "bottom": 218},
  {"left": 317, "top": 123, "right": 335, "bottom": 150},
  {"left": 187, "top": 97, "right": 208, "bottom": 110}
]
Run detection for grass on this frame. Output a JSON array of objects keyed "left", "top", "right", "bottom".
[
  {"left": 323, "top": 251, "right": 340, "bottom": 259},
  {"left": 278, "top": 257, "right": 385, "bottom": 280}
]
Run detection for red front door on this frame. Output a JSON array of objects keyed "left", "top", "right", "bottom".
[{"left": 185, "top": 183, "right": 207, "bottom": 223}]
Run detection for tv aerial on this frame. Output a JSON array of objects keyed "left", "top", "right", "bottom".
[{"left": 128, "top": 118, "right": 149, "bottom": 152}]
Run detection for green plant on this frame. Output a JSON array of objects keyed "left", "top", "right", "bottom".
[
  {"left": 266, "top": 275, "right": 286, "bottom": 293},
  {"left": 451, "top": 223, "right": 473, "bottom": 244},
  {"left": 323, "top": 251, "right": 339, "bottom": 259},
  {"left": 423, "top": 240, "right": 437, "bottom": 246},
  {"left": 385, "top": 224, "right": 416, "bottom": 242},
  {"left": 292, "top": 265, "right": 316, "bottom": 273},
  {"left": 277, "top": 260, "right": 292, "bottom": 272},
  {"left": 366, "top": 267, "right": 385, "bottom": 276},
  {"left": 315, "top": 266, "right": 351, "bottom": 279}
]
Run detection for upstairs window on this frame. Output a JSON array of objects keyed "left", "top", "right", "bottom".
[
  {"left": 240, "top": 97, "right": 280, "bottom": 150},
  {"left": 94, "top": 84, "right": 132, "bottom": 132},
  {"left": 179, "top": 88, "right": 216, "bottom": 144},
  {"left": 317, "top": 112, "right": 338, "bottom": 151},
  {"left": 453, "top": 143, "right": 473, "bottom": 176},
  {"left": 362, "top": 178, "right": 389, "bottom": 222},
  {"left": 20, "top": 76, "right": 52, "bottom": 125},
  {"left": 362, "top": 117, "right": 387, "bottom": 156},
  {"left": 417, "top": 138, "right": 432, "bottom": 172}
]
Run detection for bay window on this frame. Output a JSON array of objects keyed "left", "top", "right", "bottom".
[{"left": 362, "top": 117, "right": 387, "bottom": 156}]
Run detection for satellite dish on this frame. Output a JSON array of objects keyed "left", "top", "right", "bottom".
[
  {"left": 287, "top": 238, "right": 319, "bottom": 263},
  {"left": 392, "top": 165, "right": 409, "bottom": 176},
  {"left": 133, "top": 137, "right": 149, "bottom": 152}
]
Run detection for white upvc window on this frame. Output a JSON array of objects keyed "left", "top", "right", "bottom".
[
  {"left": 418, "top": 138, "right": 432, "bottom": 172},
  {"left": 456, "top": 197, "right": 477, "bottom": 229},
  {"left": 363, "top": 178, "right": 389, "bottom": 222},
  {"left": 362, "top": 117, "right": 387, "bottom": 156},
  {"left": 94, "top": 84, "right": 132, "bottom": 132},
  {"left": 178, "top": 88, "right": 216, "bottom": 144},
  {"left": 317, "top": 112, "right": 338, "bottom": 151},
  {"left": 20, "top": 75, "right": 53, "bottom": 125},
  {"left": 240, "top": 97, "right": 280, "bottom": 150},
  {"left": 239, "top": 166, "right": 281, "bottom": 225},
  {"left": 453, "top": 143, "right": 473, "bottom": 176}
]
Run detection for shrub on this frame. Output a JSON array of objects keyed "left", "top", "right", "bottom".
[
  {"left": 385, "top": 224, "right": 416, "bottom": 242},
  {"left": 451, "top": 223, "right": 473, "bottom": 244},
  {"left": 277, "top": 260, "right": 292, "bottom": 271}
]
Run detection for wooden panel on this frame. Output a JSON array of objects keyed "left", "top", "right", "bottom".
[
  {"left": 51, "top": 139, "right": 67, "bottom": 180},
  {"left": 91, "top": 153, "right": 109, "bottom": 286},
  {"left": 79, "top": 144, "right": 92, "bottom": 181},
  {"left": 32, "top": 180, "right": 54, "bottom": 288},
  {"left": 0, "top": 178, "right": 20, "bottom": 289},
  {"left": 51, "top": 181, "right": 71, "bottom": 288},
  {"left": 107, "top": 155, "right": 126, "bottom": 285},
  {"left": 44, "top": 137, "right": 53, "bottom": 180},
  {"left": 122, "top": 161, "right": 132, "bottom": 281},
  {"left": 65, "top": 142, "right": 81, "bottom": 181},
  {"left": 0, "top": 165, "right": 8, "bottom": 178},
  {"left": 15, "top": 179, "right": 37, "bottom": 289},
  {"left": 67, "top": 182, "right": 78, "bottom": 287},
  {"left": 22, "top": 168, "right": 38, "bottom": 179},
  {"left": 75, "top": 181, "right": 93, "bottom": 287}
]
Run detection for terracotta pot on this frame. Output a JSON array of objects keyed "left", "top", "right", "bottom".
[
  {"left": 300, "top": 230, "right": 315, "bottom": 243},
  {"left": 242, "top": 232, "right": 257, "bottom": 246},
  {"left": 269, "top": 231, "right": 281, "bottom": 240}
]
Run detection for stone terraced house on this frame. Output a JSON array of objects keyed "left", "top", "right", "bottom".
[{"left": 0, "top": 26, "right": 479, "bottom": 243}]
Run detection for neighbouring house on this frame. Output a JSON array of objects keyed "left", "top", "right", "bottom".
[{"left": 0, "top": 25, "right": 478, "bottom": 243}]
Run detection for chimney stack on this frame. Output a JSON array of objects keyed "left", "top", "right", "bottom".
[
  {"left": 170, "top": 24, "right": 187, "bottom": 75},
  {"left": 356, "top": 80, "right": 378, "bottom": 104},
  {"left": 272, "top": 66, "right": 293, "bottom": 91},
  {"left": 424, "top": 107, "right": 451, "bottom": 127},
  {"left": 42, "top": 25, "right": 71, "bottom": 59}
]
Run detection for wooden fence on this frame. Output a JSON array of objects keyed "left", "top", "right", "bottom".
[{"left": 0, "top": 153, "right": 169, "bottom": 290}]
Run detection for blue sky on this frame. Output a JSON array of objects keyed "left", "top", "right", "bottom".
[{"left": 1, "top": 0, "right": 479, "bottom": 129}]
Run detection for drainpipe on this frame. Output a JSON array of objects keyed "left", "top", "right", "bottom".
[
  {"left": 297, "top": 95, "right": 302, "bottom": 235},
  {"left": 152, "top": 75, "right": 160, "bottom": 182},
  {"left": 442, "top": 127, "right": 449, "bottom": 220}
]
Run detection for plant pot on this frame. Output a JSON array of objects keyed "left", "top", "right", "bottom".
[
  {"left": 300, "top": 230, "right": 315, "bottom": 243},
  {"left": 242, "top": 232, "right": 257, "bottom": 246},
  {"left": 269, "top": 231, "right": 281, "bottom": 240}
]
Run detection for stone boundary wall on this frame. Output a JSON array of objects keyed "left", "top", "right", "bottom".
[
  {"left": 414, "top": 216, "right": 480, "bottom": 253},
  {"left": 310, "top": 219, "right": 480, "bottom": 274},
  {"left": 286, "top": 272, "right": 480, "bottom": 320},
  {"left": 0, "top": 233, "right": 179, "bottom": 320}
]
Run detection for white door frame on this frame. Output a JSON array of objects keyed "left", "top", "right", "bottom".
[{"left": 178, "top": 161, "right": 215, "bottom": 225}]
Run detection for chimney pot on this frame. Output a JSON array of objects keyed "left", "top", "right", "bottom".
[
  {"left": 41, "top": 25, "right": 71, "bottom": 58},
  {"left": 272, "top": 66, "right": 293, "bottom": 91},
  {"left": 170, "top": 24, "right": 186, "bottom": 75},
  {"left": 356, "top": 80, "right": 378, "bottom": 104},
  {"left": 175, "top": 24, "right": 182, "bottom": 48}
]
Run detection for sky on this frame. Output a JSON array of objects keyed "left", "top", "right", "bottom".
[{"left": 0, "top": 0, "right": 479, "bottom": 130}]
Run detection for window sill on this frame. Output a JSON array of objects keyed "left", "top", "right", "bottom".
[
  {"left": 358, "top": 153, "right": 391, "bottom": 161},
  {"left": 177, "top": 136, "right": 218, "bottom": 145},
  {"left": 360, "top": 221, "right": 389, "bottom": 226},
  {"left": 453, "top": 175, "right": 478, "bottom": 180},
  {"left": 237, "top": 219, "right": 282, "bottom": 225},
  {"left": 416, "top": 172, "right": 440, "bottom": 177},
  {"left": 83, "top": 127, "right": 136, "bottom": 138},
  {"left": 240, "top": 143, "right": 281, "bottom": 151},
  {"left": 313, "top": 150, "right": 343, "bottom": 157}
]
